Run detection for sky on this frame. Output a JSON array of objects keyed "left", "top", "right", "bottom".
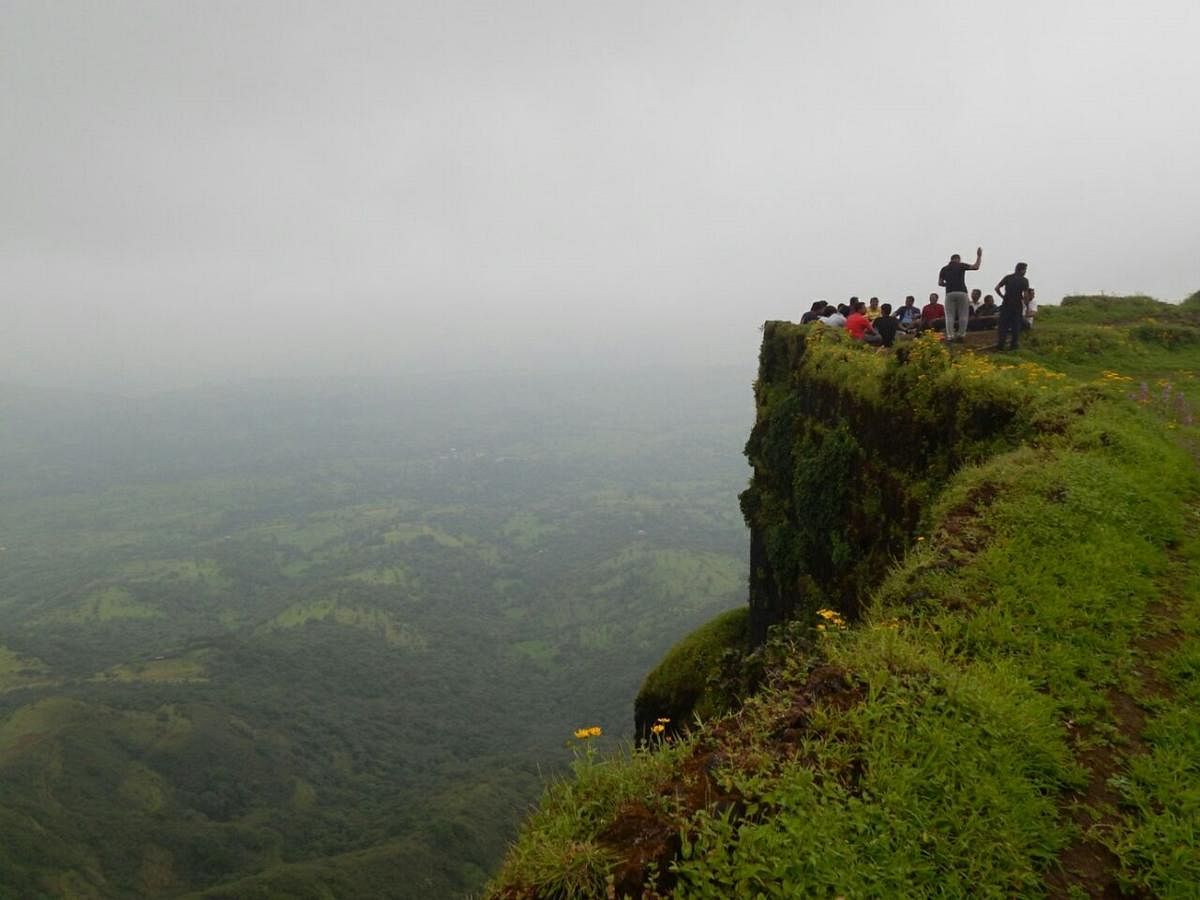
[{"left": 4, "top": 0, "right": 1199, "bottom": 391}]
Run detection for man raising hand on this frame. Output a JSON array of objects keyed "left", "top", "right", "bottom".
[{"left": 939, "top": 247, "right": 982, "bottom": 342}]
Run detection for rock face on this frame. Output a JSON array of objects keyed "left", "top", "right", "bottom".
[
  {"left": 739, "top": 322, "right": 1030, "bottom": 642},
  {"left": 636, "top": 322, "right": 1038, "bottom": 728}
]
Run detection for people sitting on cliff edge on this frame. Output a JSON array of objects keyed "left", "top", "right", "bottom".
[
  {"left": 970, "top": 288, "right": 982, "bottom": 311},
  {"left": 895, "top": 295, "right": 921, "bottom": 331},
  {"left": 801, "top": 300, "right": 827, "bottom": 324},
  {"left": 977, "top": 294, "right": 998, "bottom": 316},
  {"left": 866, "top": 297, "right": 882, "bottom": 320},
  {"left": 921, "top": 292, "right": 945, "bottom": 331}
]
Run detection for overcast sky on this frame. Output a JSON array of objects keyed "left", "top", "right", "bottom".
[{"left": 4, "top": 1, "right": 1199, "bottom": 390}]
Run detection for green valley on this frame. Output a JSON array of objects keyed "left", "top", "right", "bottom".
[{"left": 0, "top": 369, "right": 752, "bottom": 898}]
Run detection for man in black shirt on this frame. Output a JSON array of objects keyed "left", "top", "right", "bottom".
[
  {"left": 938, "top": 247, "right": 982, "bottom": 342},
  {"left": 995, "top": 262, "right": 1030, "bottom": 351},
  {"left": 874, "top": 303, "right": 900, "bottom": 348},
  {"left": 801, "top": 301, "right": 827, "bottom": 324}
]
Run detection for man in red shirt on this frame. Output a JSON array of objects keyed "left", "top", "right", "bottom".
[
  {"left": 845, "top": 300, "right": 878, "bottom": 342},
  {"left": 921, "top": 292, "right": 945, "bottom": 330}
]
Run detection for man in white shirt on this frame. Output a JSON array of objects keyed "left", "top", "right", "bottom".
[
  {"left": 1023, "top": 288, "right": 1038, "bottom": 330},
  {"left": 820, "top": 307, "right": 847, "bottom": 328}
]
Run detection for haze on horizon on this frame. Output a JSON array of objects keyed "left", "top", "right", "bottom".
[{"left": 4, "top": 0, "right": 1198, "bottom": 392}]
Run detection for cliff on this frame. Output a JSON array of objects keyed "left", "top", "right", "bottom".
[{"left": 490, "top": 294, "right": 1200, "bottom": 898}]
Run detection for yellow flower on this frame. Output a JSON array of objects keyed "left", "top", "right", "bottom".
[
  {"left": 573, "top": 725, "right": 602, "bottom": 739},
  {"left": 655, "top": 717, "right": 671, "bottom": 724},
  {"left": 651, "top": 723, "right": 666, "bottom": 735}
]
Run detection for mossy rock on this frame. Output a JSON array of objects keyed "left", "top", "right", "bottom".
[{"left": 634, "top": 607, "right": 750, "bottom": 739}]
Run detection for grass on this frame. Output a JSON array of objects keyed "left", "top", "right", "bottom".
[
  {"left": 489, "top": 736, "right": 691, "bottom": 899},
  {"left": 0, "top": 645, "right": 53, "bottom": 693},
  {"left": 43, "top": 586, "right": 163, "bottom": 624},
  {"left": 635, "top": 607, "right": 750, "bottom": 730},
  {"left": 94, "top": 653, "right": 209, "bottom": 684},
  {"left": 486, "top": 294, "right": 1200, "bottom": 898},
  {"left": 266, "top": 600, "right": 428, "bottom": 650}
]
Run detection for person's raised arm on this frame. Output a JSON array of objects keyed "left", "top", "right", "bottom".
[{"left": 968, "top": 246, "right": 982, "bottom": 270}]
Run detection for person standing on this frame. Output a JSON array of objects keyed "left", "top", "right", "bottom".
[
  {"left": 938, "top": 247, "right": 982, "bottom": 341},
  {"left": 995, "top": 262, "right": 1030, "bottom": 351}
]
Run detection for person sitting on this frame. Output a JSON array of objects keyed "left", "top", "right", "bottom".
[
  {"left": 820, "top": 305, "right": 847, "bottom": 328},
  {"left": 966, "top": 293, "right": 1000, "bottom": 331},
  {"left": 845, "top": 300, "right": 877, "bottom": 342},
  {"left": 874, "top": 302, "right": 900, "bottom": 348},
  {"left": 921, "top": 292, "right": 945, "bottom": 330},
  {"left": 866, "top": 297, "right": 882, "bottom": 320},
  {"left": 895, "top": 295, "right": 921, "bottom": 330},
  {"left": 801, "top": 301, "right": 827, "bottom": 324},
  {"left": 1022, "top": 288, "right": 1038, "bottom": 329},
  {"left": 969, "top": 288, "right": 982, "bottom": 311}
]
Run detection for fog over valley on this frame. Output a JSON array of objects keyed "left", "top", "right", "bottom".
[{"left": 4, "top": 1, "right": 1198, "bottom": 391}]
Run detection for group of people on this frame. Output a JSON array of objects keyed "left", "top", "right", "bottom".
[{"left": 800, "top": 251, "right": 1036, "bottom": 351}]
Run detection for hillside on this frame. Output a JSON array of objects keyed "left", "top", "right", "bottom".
[
  {"left": 0, "top": 369, "right": 752, "bottom": 899},
  {"left": 488, "top": 294, "right": 1200, "bottom": 898}
]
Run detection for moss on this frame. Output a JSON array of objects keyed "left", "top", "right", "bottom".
[{"left": 634, "top": 607, "right": 750, "bottom": 737}]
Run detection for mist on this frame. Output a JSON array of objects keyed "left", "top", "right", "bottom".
[{"left": 4, "top": 0, "right": 1198, "bottom": 391}]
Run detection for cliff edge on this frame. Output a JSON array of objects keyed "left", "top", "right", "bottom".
[{"left": 490, "top": 294, "right": 1200, "bottom": 898}]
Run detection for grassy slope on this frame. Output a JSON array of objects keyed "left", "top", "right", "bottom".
[{"left": 487, "top": 294, "right": 1200, "bottom": 898}]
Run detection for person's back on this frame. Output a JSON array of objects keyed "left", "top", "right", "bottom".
[
  {"left": 875, "top": 304, "right": 899, "bottom": 347},
  {"left": 821, "top": 309, "right": 846, "bottom": 327},
  {"left": 801, "top": 301, "right": 826, "bottom": 324},
  {"left": 939, "top": 248, "right": 982, "bottom": 341},
  {"left": 846, "top": 308, "right": 872, "bottom": 340}
]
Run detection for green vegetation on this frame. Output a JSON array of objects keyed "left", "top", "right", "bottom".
[
  {"left": 635, "top": 607, "right": 749, "bottom": 735},
  {"left": 488, "top": 294, "right": 1200, "bottom": 898},
  {"left": 0, "top": 369, "right": 752, "bottom": 898}
]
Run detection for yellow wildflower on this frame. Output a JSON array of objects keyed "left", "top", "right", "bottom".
[
  {"left": 573, "top": 725, "right": 602, "bottom": 739},
  {"left": 650, "top": 723, "right": 666, "bottom": 735}
]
